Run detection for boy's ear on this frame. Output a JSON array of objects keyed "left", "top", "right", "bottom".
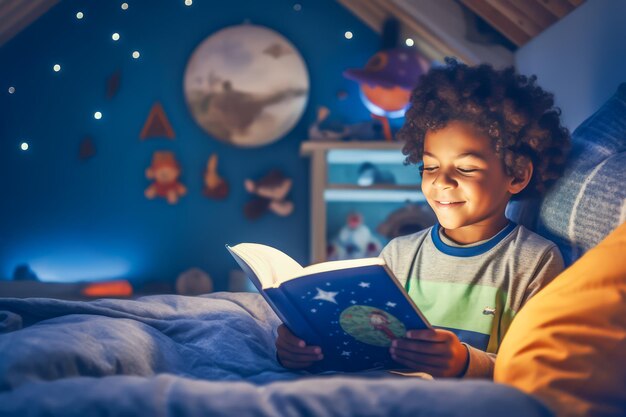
[{"left": 508, "top": 160, "right": 533, "bottom": 195}]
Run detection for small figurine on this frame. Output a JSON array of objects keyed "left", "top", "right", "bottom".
[
  {"left": 144, "top": 151, "right": 187, "bottom": 204},
  {"left": 204, "top": 153, "right": 229, "bottom": 199},
  {"left": 244, "top": 169, "right": 294, "bottom": 219},
  {"left": 327, "top": 212, "right": 382, "bottom": 260},
  {"left": 308, "top": 106, "right": 348, "bottom": 141}
]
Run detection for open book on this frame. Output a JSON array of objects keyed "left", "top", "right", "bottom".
[{"left": 226, "top": 243, "right": 431, "bottom": 372}]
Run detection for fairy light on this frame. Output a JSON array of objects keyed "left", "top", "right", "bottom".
[
  {"left": 112, "top": 33, "right": 120, "bottom": 41},
  {"left": 184, "top": 0, "right": 192, "bottom": 5},
  {"left": 405, "top": 38, "right": 414, "bottom": 47},
  {"left": 53, "top": 64, "right": 61, "bottom": 72},
  {"left": 76, "top": 11, "right": 84, "bottom": 19},
  {"left": 344, "top": 31, "right": 353, "bottom": 40},
  {"left": 121, "top": 3, "right": 129, "bottom": 10},
  {"left": 8, "top": 86, "right": 15, "bottom": 94},
  {"left": 21, "top": 142, "right": 29, "bottom": 151},
  {"left": 94, "top": 111, "right": 102, "bottom": 120},
  {"left": 132, "top": 51, "right": 140, "bottom": 59}
]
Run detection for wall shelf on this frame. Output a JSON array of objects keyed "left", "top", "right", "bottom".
[{"left": 300, "top": 140, "right": 425, "bottom": 263}]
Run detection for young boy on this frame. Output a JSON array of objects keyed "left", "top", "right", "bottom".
[{"left": 276, "top": 59, "right": 571, "bottom": 379}]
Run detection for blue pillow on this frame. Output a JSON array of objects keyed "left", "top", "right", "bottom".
[{"left": 537, "top": 83, "right": 626, "bottom": 266}]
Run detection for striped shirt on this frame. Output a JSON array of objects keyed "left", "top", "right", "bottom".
[{"left": 380, "top": 222, "right": 564, "bottom": 378}]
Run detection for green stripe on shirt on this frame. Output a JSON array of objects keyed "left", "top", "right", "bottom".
[{"left": 406, "top": 279, "right": 511, "bottom": 342}]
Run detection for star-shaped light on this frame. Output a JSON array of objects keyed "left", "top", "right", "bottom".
[
  {"left": 386, "top": 301, "right": 397, "bottom": 308},
  {"left": 358, "top": 282, "right": 370, "bottom": 288},
  {"left": 313, "top": 287, "right": 338, "bottom": 304}
]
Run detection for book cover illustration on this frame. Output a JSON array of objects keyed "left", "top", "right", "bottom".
[{"left": 270, "top": 265, "right": 429, "bottom": 371}]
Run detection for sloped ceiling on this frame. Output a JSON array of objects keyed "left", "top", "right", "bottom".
[
  {"left": 1, "top": 0, "right": 584, "bottom": 65},
  {"left": 0, "top": 0, "right": 58, "bottom": 46},
  {"left": 337, "top": 0, "right": 584, "bottom": 67}
]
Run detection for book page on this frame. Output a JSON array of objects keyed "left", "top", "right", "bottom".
[
  {"left": 228, "top": 243, "right": 303, "bottom": 288},
  {"left": 291, "top": 257, "right": 386, "bottom": 281}
]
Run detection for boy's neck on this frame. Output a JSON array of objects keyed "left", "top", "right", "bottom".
[{"left": 441, "top": 215, "right": 510, "bottom": 245}]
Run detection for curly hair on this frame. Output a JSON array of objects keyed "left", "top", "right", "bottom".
[{"left": 397, "top": 58, "right": 570, "bottom": 198}]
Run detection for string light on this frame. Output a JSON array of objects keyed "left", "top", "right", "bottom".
[
  {"left": 344, "top": 31, "right": 353, "bottom": 40},
  {"left": 94, "top": 111, "right": 102, "bottom": 120},
  {"left": 53, "top": 64, "right": 61, "bottom": 72},
  {"left": 112, "top": 33, "right": 120, "bottom": 41},
  {"left": 76, "top": 11, "right": 84, "bottom": 19},
  {"left": 21, "top": 142, "right": 29, "bottom": 151},
  {"left": 184, "top": 0, "right": 192, "bottom": 5},
  {"left": 132, "top": 51, "right": 140, "bottom": 59},
  {"left": 121, "top": 3, "right": 129, "bottom": 10},
  {"left": 8, "top": 86, "right": 15, "bottom": 94},
  {"left": 405, "top": 38, "right": 414, "bottom": 47}
]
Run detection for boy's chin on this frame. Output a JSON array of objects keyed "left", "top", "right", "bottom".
[{"left": 435, "top": 216, "right": 463, "bottom": 230}]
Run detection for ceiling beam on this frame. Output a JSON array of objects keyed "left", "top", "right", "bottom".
[{"left": 0, "top": 0, "right": 59, "bottom": 47}]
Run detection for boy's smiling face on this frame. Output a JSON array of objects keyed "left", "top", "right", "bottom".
[{"left": 421, "top": 121, "right": 529, "bottom": 244}]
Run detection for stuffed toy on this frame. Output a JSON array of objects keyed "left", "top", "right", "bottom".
[
  {"left": 244, "top": 169, "right": 293, "bottom": 219},
  {"left": 144, "top": 151, "right": 187, "bottom": 204},
  {"left": 327, "top": 212, "right": 382, "bottom": 260}
]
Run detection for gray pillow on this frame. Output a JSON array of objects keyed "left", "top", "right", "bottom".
[{"left": 537, "top": 83, "right": 626, "bottom": 266}]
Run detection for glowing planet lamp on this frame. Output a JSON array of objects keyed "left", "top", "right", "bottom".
[{"left": 344, "top": 47, "right": 429, "bottom": 141}]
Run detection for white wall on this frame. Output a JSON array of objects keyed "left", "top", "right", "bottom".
[{"left": 515, "top": 0, "right": 626, "bottom": 130}]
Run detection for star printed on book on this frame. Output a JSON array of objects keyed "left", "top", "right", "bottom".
[
  {"left": 386, "top": 301, "right": 397, "bottom": 308},
  {"left": 313, "top": 287, "right": 338, "bottom": 304},
  {"left": 358, "top": 282, "right": 370, "bottom": 288},
  {"left": 341, "top": 351, "right": 351, "bottom": 357}
]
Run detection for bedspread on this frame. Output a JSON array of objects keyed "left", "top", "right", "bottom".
[{"left": 0, "top": 292, "right": 552, "bottom": 416}]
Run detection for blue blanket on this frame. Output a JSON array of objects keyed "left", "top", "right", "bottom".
[{"left": 0, "top": 293, "right": 552, "bottom": 416}]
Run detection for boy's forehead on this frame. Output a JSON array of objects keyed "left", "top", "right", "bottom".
[{"left": 424, "top": 124, "right": 496, "bottom": 158}]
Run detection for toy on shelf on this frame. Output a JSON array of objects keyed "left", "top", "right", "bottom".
[
  {"left": 343, "top": 19, "right": 430, "bottom": 141},
  {"left": 144, "top": 151, "right": 187, "bottom": 204},
  {"left": 327, "top": 212, "right": 382, "bottom": 261},
  {"left": 308, "top": 105, "right": 385, "bottom": 142},
  {"left": 377, "top": 203, "right": 437, "bottom": 240},
  {"left": 308, "top": 106, "right": 348, "bottom": 141},
  {"left": 357, "top": 162, "right": 396, "bottom": 186},
  {"left": 244, "top": 169, "right": 294, "bottom": 219}
]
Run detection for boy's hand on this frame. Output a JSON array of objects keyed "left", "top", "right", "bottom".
[
  {"left": 390, "top": 328, "right": 469, "bottom": 377},
  {"left": 275, "top": 324, "right": 323, "bottom": 369}
]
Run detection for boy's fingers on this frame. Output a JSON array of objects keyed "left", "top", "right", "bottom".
[
  {"left": 276, "top": 337, "right": 322, "bottom": 357},
  {"left": 277, "top": 325, "right": 307, "bottom": 348},
  {"left": 392, "top": 339, "right": 452, "bottom": 357},
  {"left": 405, "top": 329, "right": 449, "bottom": 342},
  {"left": 390, "top": 347, "right": 449, "bottom": 368}
]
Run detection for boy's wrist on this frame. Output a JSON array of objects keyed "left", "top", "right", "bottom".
[{"left": 456, "top": 343, "right": 471, "bottom": 377}]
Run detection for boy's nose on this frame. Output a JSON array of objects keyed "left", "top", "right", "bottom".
[{"left": 432, "top": 172, "right": 457, "bottom": 189}]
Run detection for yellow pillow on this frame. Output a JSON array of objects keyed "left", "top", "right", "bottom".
[{"left": 495, "top": 221, "right": 626, "bottom": 417}]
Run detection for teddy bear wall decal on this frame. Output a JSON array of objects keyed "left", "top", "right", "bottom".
[{"left": 144, "top": 151, "right": 187, "bottom": 204}]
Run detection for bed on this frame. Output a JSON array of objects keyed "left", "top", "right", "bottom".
[
  {"left": 1, "top": 84, "right": 625, "bottom": 417},
  {"left": 0, "top": 292, "right": 550, "bottom": 416}
]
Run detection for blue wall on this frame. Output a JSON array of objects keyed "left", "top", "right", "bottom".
[
  {"left": 0, "top": 0, "right": 380, "bottom": 289},
  {"left": 515, "top": 0, "right": 626, "bottom": 131}
]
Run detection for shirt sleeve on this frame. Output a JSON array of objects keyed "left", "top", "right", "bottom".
[
  {"left": 462, "top": 343, "right": 497, "bottom": 379},
  {"left": 520, "top": 245, "right": 564, "bottom": 307}
]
